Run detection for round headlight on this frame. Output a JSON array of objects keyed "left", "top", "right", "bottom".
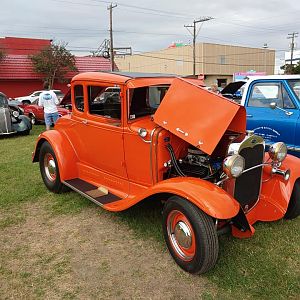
[
  {"left": 223, "top": 154, "right": 245, "bottom": 178},
  {"left": 12, "top": 110, "right": 19, "bottom": 118},
  {"left": 269, "top": 142, "right": 287, "bottom": 162}
]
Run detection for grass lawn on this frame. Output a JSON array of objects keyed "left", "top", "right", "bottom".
[{"left": 0, "top": 125, "right": 299, "bottom": 299}]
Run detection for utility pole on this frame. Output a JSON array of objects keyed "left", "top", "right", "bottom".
[
  {"left": 287, "top": 32, "right": 298, "bottom": 69},
  {"left": 108, "top": 3, "right": 117, "bottom": 71},
  {"left": 185, "top": 17, "right": 213, "bottom": 76}
]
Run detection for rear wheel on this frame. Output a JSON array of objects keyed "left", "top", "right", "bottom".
[
  {"left": 39, "top": 142, "right": 65, "bottom": 193},
  {"left": 284, "top": 179, "right": 300, "bottom": 219},
  {"left": 162, "top": 196, "right": 219, "bottom": 274}
]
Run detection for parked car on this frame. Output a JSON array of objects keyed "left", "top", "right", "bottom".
[
  {"left": 20, "top": 98, "right": 70, "bottom": 125},
  {"left": 222, "top": 75, "right": 300, "bottom": 157},
  {"left": 220, "top": 81, "right": 245, "bottom": 103},
  {"left": 0, "top": 92, "right": 32, "bottom": 135},
  {"left": 32, "top": 72, "right": 300, "bottom": 274},
  {"left": 16, "top": 90, "right": 64, "bottom": 104}
]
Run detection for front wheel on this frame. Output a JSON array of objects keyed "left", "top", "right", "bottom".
[
  {"left": 284, "top": 179, "right": 300, "bottom": 219},
  {"left": 162, "top": 196, "right": 219, "bottom": 274},
  {"left": 39, "top": 141, "right": 65, "bottom": 193}
]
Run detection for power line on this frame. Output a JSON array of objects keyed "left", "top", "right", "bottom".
[{"left": 131, "top": 53, "right": 277, "bottom": 68}]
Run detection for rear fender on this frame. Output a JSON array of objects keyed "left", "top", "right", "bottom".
[
  {"left": 32, "top": 130, "right": 78, "bottom": 180},
  {"left": 105, "top": 177, "right": 240, "bottom": 219}
]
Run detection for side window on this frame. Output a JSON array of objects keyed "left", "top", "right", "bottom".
[
  {"left": 248, "top": 83, "right": 283, "bottom": 108},
  {"left": 129, "top": 85, "right": 169, "bottom": 120},
  {"left": 282, "top": 86, "right": 295, "bottom": 109},
  {"left": 87, "top": 85, "right": 121, "bottom": 120},
  {"left": 74, "top": 85, "right": 84, "bottom": 112}
]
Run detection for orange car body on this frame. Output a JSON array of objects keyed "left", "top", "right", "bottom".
[{"left": 33, "top": 72, "right": 300, "bottom": 239}]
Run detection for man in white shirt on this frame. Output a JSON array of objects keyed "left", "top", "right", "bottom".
[{"left": 38, "top": 82, "right": 60, "bottom": 130}]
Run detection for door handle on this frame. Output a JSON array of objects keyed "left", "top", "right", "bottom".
[
  {"left": 246, "top": 114, "right": 253, "bottom": 118},
  {"left": 82, "top": 119, "right": 88, "bottom": 125}
]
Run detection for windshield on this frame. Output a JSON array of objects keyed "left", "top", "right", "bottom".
[
  {"left": 54, "top": 91, "right": 64, "bottom": 97},
  {"left": 287, "top": 80, "right": 300, "bottom": 100},
  {"left": 129, "top": 85, "right": 169, "bottom": 119}
]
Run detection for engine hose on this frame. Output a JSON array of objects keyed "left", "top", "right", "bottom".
[{"left": 166, "top": 144, "right": 186, "bottom": 177}]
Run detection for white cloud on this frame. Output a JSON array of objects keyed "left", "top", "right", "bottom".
[{"left": 2, "top": 0, "right": 299, "bottom": 69}]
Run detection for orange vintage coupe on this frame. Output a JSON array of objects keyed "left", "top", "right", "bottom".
[{"left": 33, "top": 72, "right": 300, "bottom": 274}]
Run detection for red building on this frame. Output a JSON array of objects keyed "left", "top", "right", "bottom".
[{"left": 0, "top": 37, "right": 112, "bottom": 98}]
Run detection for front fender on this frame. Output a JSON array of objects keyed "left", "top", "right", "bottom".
[
  {"left": 32, "top": 130, "right": 78, "bottom": 180},
  {"left": 105, "top": 177, "right": 240, "bottom": 219},
  {"left": 247, "top": 154, "right": 300, "bottom": 223}
]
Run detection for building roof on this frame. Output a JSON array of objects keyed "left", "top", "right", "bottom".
[
  {"left": 0, "top": 55, "right": 112, "bottom": 80},
  {"left": 0, "top": 37, "right": 51, "bottom": 55}
]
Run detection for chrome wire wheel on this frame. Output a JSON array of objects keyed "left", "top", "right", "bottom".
[
  {"left": 43, "top": 153, "right": 57, "bottom": 182},
  {"left": 167, "top": 210, "right": 196, "bottom": 262}
]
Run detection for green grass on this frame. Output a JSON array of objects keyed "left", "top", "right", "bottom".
[
  {"left": 114, "top": 202, "right": 300, "bottom": 299},
  {"left": 0, "top": 126, "right": 299, "bottom": 299}
]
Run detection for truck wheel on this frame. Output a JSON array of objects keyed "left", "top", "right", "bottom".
[
  {"left": 284, "top": 179, "right": 300, "bottom": 219},
  {"left": 39, "top": 142, "right": 65, "bottom": 193},
  {"left": 162, "top": 196, "right": 219, "bottom": 274}
]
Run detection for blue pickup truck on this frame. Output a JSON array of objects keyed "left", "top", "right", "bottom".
[{"left": 222, "top": 75, "right": 300, "bottom": 157}]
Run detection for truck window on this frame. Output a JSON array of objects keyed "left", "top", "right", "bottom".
[
  {"left": 87, "top": 85, "right": 121, "bottom": 120},
  {"left": 287, "top": 79, "right": 300, "bottom": 101},
  {"left": 248, "top": 82, "right": 295, "bottom": 109}
]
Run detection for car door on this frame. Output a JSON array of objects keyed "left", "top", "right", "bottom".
[
  {"left": 245, "top": 80, "right": 300, "bottom": 149},
  {"left": 66, "top": 83, "right": 129, "bottom": 194}
]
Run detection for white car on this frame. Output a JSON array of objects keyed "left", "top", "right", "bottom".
[{"left": 16, "top": 90, "right": 64, "bottom": 104}]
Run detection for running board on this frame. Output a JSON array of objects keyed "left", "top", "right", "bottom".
[{"left": 63, "top": 178, "right": 121, "bottom": 207}]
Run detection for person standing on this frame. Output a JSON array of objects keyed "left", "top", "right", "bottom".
[{"left": 38, "top": 82, "right": 60, "bottom": 130}]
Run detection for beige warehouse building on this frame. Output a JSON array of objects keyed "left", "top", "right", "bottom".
[{"left": 115, "top": 43, "right": 275, "bottom": 87}]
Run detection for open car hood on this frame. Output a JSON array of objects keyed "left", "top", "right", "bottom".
[
  {"left": 60, "top": 89, "right": 71, "bottom": 105},
  {"left": 221, "top": 81, "right": 246, "bottom": 95},
  {"left": 153, "top": 78, "right": 246, "bottom": 155}
]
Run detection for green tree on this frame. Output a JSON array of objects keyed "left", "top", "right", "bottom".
[
  {"left": 280, "top": 62, "right": 300, "bottom": 74},
  {"left": 31, "top": 42, "right": 77, "bottom": 88}
]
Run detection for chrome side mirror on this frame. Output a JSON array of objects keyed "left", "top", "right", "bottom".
[{"left": 269, "top": 102, "right": 293, "bottom": 116}]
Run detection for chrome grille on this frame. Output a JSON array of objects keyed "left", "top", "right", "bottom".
[
  {"left": 233, "top": 136, "right": 265, "bottom": 211},
  {"left": 0, "top": 108, "right": 12, "bottom": 134}
]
